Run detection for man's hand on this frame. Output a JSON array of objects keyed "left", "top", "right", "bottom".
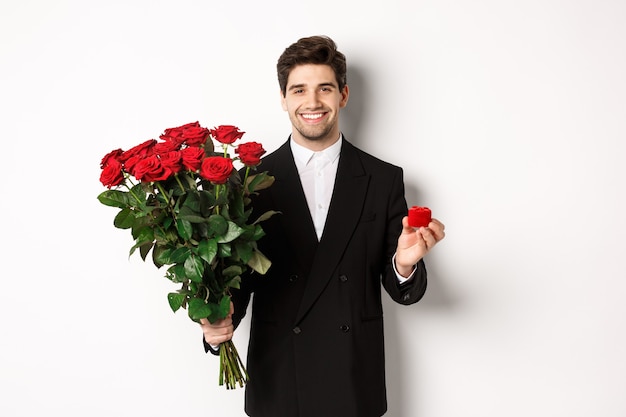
[
  {"left": 395, "top": 216, "right": 446, "bottom": 277},
  {"left": 199, "top": 302, "right": 235, "bottom": 346}
]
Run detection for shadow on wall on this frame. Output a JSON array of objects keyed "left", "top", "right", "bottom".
[{"left": 340, "top": 65, "right": 367, "bottom": 144}]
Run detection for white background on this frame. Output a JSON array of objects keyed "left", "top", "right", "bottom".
[{"left": 1, "top": 0, "right": 625, "bottom": 416}]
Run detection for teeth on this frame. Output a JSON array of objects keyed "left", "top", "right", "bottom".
[{"left": 302, "top": 113, "right": 323, "bottom": 120}]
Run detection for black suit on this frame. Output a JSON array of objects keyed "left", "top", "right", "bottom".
[{"left": 231, "top": 137, "right": 427, "bottom": 417}]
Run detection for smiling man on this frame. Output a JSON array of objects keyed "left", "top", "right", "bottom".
[
  {"left": 200, "top": 35, "right": 445, "bottom": 417},
  {"left": 281, "top": 63, "right": 348, "bottom": 149}
]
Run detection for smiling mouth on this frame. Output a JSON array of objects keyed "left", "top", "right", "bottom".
[{"left": 300, "top": 112, "right": 326, "bottom": 121}]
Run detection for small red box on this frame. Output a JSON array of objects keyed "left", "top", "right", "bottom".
[{"left": 408, "top": 206, "right": 431, "bottom": 228}]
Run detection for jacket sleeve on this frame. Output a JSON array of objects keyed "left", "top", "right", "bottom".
[{"left": 380, "top": 166, "right": 428, "bottom": 305}]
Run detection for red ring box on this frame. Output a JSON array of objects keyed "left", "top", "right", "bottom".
[{"left": 408, "top": 206, "right": 431, "bottom": 227}]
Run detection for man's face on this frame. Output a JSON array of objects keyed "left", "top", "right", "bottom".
[{"left": 281, "top": 64, "right": 349, "bottom": 149}]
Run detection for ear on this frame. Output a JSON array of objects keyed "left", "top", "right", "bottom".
[
  {"left": 280, "top": 89, "right": 288, "bottom": 111},
  {"left": 340, "top": 85, "right": 349, "bottom": 108}
]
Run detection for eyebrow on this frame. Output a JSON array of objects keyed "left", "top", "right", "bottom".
[{"left": 287, "top": 82, "right": 337, "bottom": 91}]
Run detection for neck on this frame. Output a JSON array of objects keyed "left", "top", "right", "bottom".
[{"left": 291, "top": 132, "right": 341, "bottom": 152}]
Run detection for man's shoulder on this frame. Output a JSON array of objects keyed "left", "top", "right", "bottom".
[{"left": 343, "top": 139, "right": 402, "bottom": 173}]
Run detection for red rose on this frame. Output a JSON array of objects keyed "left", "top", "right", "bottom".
[
  {"left": 181, "top": 146, "right": 205, "bottom": 171},
  {"left": 133, "top": 155, "right": 173, "bottom": 182},
  {"left": 236, "top": 142, "right": 266, "bottom": 166},
  {"left": 100, "top": 148, "right": 123, "bottom": 168},
  {"left": 182, "top": 125, "right": 210, "bottom": 146},
  {"left": 123, "top": 154, "right": 143, "bottom": 177},
  {"left": 200, "top": 156, "right": 234, "bottom": 184},
  {"left": 210, "top": 125, "right": 245, "bottom": 145},
  {"left": 120, "top": 139, "right": 156, "bottom": 163},
  {"left": 100, "top": 159, "right": 124, "bottom": 188},
  {"left": 160, "top": 122, "right": 200, "bottom": 143},
  {"left": 158, "top": 151, "right": 183, "bottom": 174},
  {"left": 154, "top": 139, "right": 182, "bottom": 154},
  {"left": 408, "top": 206, "right": 432, "bottom": 228}
]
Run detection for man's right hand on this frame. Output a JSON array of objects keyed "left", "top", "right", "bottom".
[{"left": 199, "top": 301, "right": 234, "bottom": 346}]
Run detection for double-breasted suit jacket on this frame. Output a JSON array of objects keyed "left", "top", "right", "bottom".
[{"left": 230, "top": 137, "right": 428, "bottom": 417}]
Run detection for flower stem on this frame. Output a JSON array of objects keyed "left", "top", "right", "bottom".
[
  {"left": 242, "top": 166, "right": 251, "bottom": 196},
  {"left": 174, "top": 173, "right": 186, "bottom": 192},
  {"left": 219, "top": 340, "right": 248, "bottom": 389},
  {"left": 155, "top": 182, "right": 175, "bottom": 213}
]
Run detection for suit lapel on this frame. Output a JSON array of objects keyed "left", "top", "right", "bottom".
[
  {"left": 295, "top": 140, "right": 370, "bottom": 324},
  {"left": 268, "top": 142, "right": 319, "bottom": 272}
]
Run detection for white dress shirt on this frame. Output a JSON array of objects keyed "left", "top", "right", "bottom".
[{"left": 291, "top": 137, "right": 342, "bottom": 241}]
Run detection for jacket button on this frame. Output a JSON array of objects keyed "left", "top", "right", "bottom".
[
  {"left": 339, "top": 274, "right": 348, "bottom": 282},
  {"left": 340, "top": 325, "right": 350, "bottom": 333},
  {"left": 293, "top": 326, "right": 302, "bottom": 334},
  {"left": 289, "top": 274, "right": 298, "bottom": 282},
  {"left": 402, "top": 293, "right": 411, "bottom": 302}
]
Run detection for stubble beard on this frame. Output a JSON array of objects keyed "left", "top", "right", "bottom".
[
  {"left": 291, "top": 112, "right": 336, "bottom": 143},
  {"left": 295, "top": 124, "right": 334, "bottom": 142}
]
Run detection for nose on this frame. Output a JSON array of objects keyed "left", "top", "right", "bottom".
[{"left": 304, "top": 91, "right": 322, "bottom": 109}]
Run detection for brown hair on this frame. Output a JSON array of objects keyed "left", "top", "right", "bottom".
[{"left": 276, "top": 35, "right": 347, "bottom": 96}]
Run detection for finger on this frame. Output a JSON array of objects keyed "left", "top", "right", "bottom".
[
  {"left": 204, "top": 328, "right": 234, "bottom": 346},
  {"left": 419, "top": 227, "right": 437, "bottom": 250},
  {"left": 428, "top": 219, "right": 446, "bottom": 241},
  {"left": 401, "top": 216, "right": 412, "bottom": 232}
]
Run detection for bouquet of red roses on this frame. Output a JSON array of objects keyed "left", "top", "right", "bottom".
[{"left": 98, "top": 122, "right": 276, "bottom": 389}]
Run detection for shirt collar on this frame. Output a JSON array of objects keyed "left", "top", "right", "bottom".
[{"left": 291, "top": 134, "right": 343, "bottom": 166}]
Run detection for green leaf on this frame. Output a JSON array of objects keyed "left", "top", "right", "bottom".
[
  {"left": 230, "top": 190, "right": 245, "bottom": 219},
  {"left": 234, "top": 241, "right": 253, "bottom": 263},
  {"left": 218, "top": 242, "right": 233, "bottom": 258},
  {"left": 226, "top": 275, "right": 241, "bottom": 290},
  {"left": 113, "top": 208, "right": 136, "bottom": 229},
  {"left": 178, "top": 206, "right": 206, "bottom": 223},
  {"left": 152, "top": 245, "right": 171, "bottom": 268},
  {"left": 247, "top": 250, "right": 272, "bottom": 275},
  {"left": 216, "top": 294, "right": 231, "bottom": 319},
  {"left": 184, "top": 254, "right": 204, "bottom": 283},
  {"left": 139, "top": 242, "right": 153, "bottom": 261},
  {"left": 247, "top": 173, "right": 275, "bottom": 193},
  {"left": 165, "top": 263, "right": 187, "bottom": 283},
  {"left": 181, "top": 190, "right": 201, "bottom": 211},
  {"left": 198, "top": 239, "right": 218, "bottom": 264},
  {"left": 251, "top": 224, "right": 266, "bottom": 240},
  {"left": 167, "top": 292, "right": 186, "bottom": 312},
  {"left": 128, "top": 228, "right": 155, "bottom": 259},
  {"left": 253, "top": 210, "right": 280, "bottom": 224},
  {"left": 169, "top": 247, "right": 191, "bottom": 263},
  {"left": 188, "top": 297, "right": 212, "bottom": 321},
  {"left": 134, "top": 227, "right": 155, "bottom": 246},
  {"left": 130, "top": 183, "right": 148, "bottom": 202},
  {"left": 132, "top": 215, "right": 154, "bottom": 239},
  {"left": 222, "top": 265, "right": 243, "bottom": 278},
  {"left": 97, "top": 190, "right": 130, "bottom": 208},
  {"left": 217, "top": 221, "right": 244, "bottom": 243},
  {"left": 176, "top": 218, "right": 193, "bottom": 240},
  {"left": 207, "top": 214, "right": 228, "bottom": 236}
]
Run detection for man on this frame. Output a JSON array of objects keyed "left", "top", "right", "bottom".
[{"left": 200, "top": 35, "right": 445, "bottom": 417}]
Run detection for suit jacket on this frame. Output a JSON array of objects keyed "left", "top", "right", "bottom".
[{"left": 231, "top": 137, "right": 427, "bottom": 417}]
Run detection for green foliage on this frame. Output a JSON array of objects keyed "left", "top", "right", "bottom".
[{"left": 98, "top": 162, "right": 277, "bottom": 324}]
